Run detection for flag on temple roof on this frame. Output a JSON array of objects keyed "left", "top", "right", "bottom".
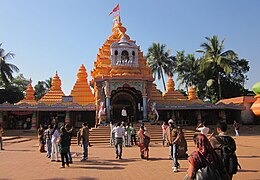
[{"left": 109, "top": 4, "right": 120, "bottom": 15}]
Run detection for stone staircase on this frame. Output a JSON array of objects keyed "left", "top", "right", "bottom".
[{"left": 72, "top": 123, "right": 196, "bottom": 145}]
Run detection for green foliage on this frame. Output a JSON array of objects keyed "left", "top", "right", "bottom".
[
  {"left": 0, "top": 74, "right": 29, "bottom": 104},
  {"left": 34, "top": 78, "right": 52, "bottom": 101},
  {"left": 0, "top": 43, "right": 19, "bottom": 85},
  {"left": 146, "top": 43, "right": 174, "bottom": 91}
]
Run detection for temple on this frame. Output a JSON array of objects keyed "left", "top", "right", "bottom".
[{"left": 0, "top": 16, "right": 251, "bottom": 130}]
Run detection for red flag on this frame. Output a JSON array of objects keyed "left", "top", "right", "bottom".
[{"left": 109, "top": 4, "right": 120, "bottom": 16}]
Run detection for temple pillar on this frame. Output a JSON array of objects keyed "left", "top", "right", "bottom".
[
  {"left": 106, "top": 96, "right": 111, "bottom": 122},
  {"left": 65, "top": 111, "right": 70, "bottom": 124},
  {"left": 142, "top": 96, "right": 147, "bottom": 121},
  {"left": 31, "top": 112, "right": 37, "bottom": 130}
]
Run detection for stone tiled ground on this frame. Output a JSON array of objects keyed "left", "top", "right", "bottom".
[{"left": 1, "top": 134, "right": 260, "bottom": 179}]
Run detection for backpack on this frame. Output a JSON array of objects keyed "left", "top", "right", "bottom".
[{"left": 215, "top": 135, "right": 240, "bottom": 174}]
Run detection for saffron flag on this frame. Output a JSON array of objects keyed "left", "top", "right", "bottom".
[{"left": 109, "top": 4, "right": 120, "bottom": 15}]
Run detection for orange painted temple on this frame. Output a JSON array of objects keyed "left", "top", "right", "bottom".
[{"left": 0, "top": 17, "right": 254, "bottom": 130}]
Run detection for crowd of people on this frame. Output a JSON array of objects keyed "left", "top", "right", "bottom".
[{"left": 35, "top": 119, "right": 240, "bottom": 179}]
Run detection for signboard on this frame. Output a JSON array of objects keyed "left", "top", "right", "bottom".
[{"left": 62, "top": 96, "right": 73, "bottom": 103}]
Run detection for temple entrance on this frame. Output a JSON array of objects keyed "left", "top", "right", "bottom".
[{"left": 110, "top": 87, "right": 142, "bottom": 123}]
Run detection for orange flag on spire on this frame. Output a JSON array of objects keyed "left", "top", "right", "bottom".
[{"left": 109, "top": 4, "right": 120, "bottom": 16}]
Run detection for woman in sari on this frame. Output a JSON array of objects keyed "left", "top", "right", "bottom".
[
  {"left": 137, "top": 125, "right": 150, "bottom": 159},
  {"left": 185, "top": 134, "right": 229, "bottom": 180},
  {"left": 38, "top": 124, "right": 45, "bottom": 152}
]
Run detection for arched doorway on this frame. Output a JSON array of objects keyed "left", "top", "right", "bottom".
[{"left": 110, "top": 87, "right": 142, "bottom": 123}]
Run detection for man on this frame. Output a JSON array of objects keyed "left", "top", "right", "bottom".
[
  {"left": 233, "top": 121, "right": 240, "bottom": 136},
  {"left": 196, "top": 122, "right": 210, "bottom": 136},
  {"left": 121, "top": 107, "right": 127, "bottom": 121},
  {"left": 166, "top": 119, "right": 180, "bottom": 172},
  {"left": 210, "top": 122, "right": 238, "bottom": 179},
  {"left": 112, "top": 122, "right": 125, "bottom": 159},
  {"left": 78, "top": 122, "right": 90, "bottom": 161},
  {"left": 44, "top": 125, "right": 53, "bottom": 158},
  {"left": 0, "top": 124, "right": 4, "bottom": 150}
]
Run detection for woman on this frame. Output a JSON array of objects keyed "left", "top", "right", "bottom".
[
  {"left": 38, "top": 124, "right": 45, "bottom": 152},
  {"left": 137, "top": 125, "right": 150, "bottom": 160},
  {"left": 59, "top": 127, "right": 70, "bottom": 168},
  {"left": 185, "top": 134, "right": 229, "bottom": 180},
  {"left": 51, "top": 125, "right": 60, "bottom": 162}
]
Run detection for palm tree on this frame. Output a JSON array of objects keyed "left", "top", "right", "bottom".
[
  {"left": 146, "top": 43, "right": 173, "bottom": 91},
  {"left": 197, "top": 35, "right": 237, "bottom": 100},
  {"left": 44, "top": 77, "right": 52, "bottom": 92},
  {"left": 0, "top": 43, "right": 19, "bottom": 85},
  {"left": 34, "top": 81, "right": 47, "bottom": 101}
]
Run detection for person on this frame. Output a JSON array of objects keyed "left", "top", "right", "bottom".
[
  {"left": 210, "top": 122, "right": 239, "bottom": 179},
  {"left": 0, "top": 124, "right": 4, "bottom": 150},
  {"left": 125, "top": 123, "right": 132, "bottom": 147},
  {"left": 112, "top": 122, "right": 125, "bottom": 159},
  {"left": 78, "top": 122, "right": 90, "bottom": 161},
  {"left": 98, "top": 102, "right": 106, "bottom": 126},
  {"left": 130, "top": 123, "right": 137, "bottom": 146},
  {"left": 137, "top": 125, "right": 150, "bottom": 159},
  {"left": 166, "top": 119, "right": 180, "bottom": 172},
  {"left": 109, "top": 121, "right": 115, "bottom": 145},
  {"left": 44, "top": 125, "right": 53, "bottom": 158},
  {"left": 58, "top": 127, "right": 70, "bottom": 168},
  {"left": 65, "top": 124, "right": 73, "bottom": 163},
  {"left": 121, "top": 107, "right": 127, "bottom": 121},
  {"left": 176, "top": 126, "right": 188, "bottom": 158},
  {"left": 185, "top": 134, "right": 229, "bottom": 180},
  {"left": 233, "top": 121, "right": 240, "bottom": 136},
  {"left": 38, "top": 124, "right": 45, "bottom": 152},
  {"left": 161, "top": 121, "right": 168, "bottom": 146},
  {"left": 51, "top": 125, "right": 60, "bottom": 162},
  {"left": 196, "top": 122, "right": 210, "bottom": 136}
]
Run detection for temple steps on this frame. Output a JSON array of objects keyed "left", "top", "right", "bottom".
[{"left": 71, "top": 123, "right": 196, "bottom": 145}]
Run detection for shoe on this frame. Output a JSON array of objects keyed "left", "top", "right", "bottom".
[
  {"left": 116, "top": 154, "right": 118, "bottom": 159},
  {"left": 119, "top": 156, "right": 122, "bottom": 159},
  {"left": 80, "top": 159, "right": 86, "bottom": 162},
  {"left": 60, "top": 166, "right": 65, "bottom": 168},
  {"left": 1, "top": 148, "right": 4, "bottom": 150},
  {"left": 51, "top": 160, "right": 55, "bottom": 162},
  {"left": 169, "top": 156, "right": 173, "bottom": 160},
  {"left": 89, "top": 144, "right": 93, "bottom": 147},
  {"left": 66, "top": 164, "right": 70, "bottom": 167},
  {"left": 56, "top": 160, "right": 61, "bottom": 162},
  {"left": 172, "top": 167, "right": 179, "bottom": 172}
]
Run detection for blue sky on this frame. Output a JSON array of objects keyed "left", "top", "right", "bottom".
[{"left": 1, "top": 0, "right": 259, "bottom": 95}]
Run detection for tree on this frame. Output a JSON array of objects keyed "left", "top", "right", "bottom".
[
  {"left": 0, "top": 43, "right": 19, "bottom": 85},
  {"left": 34, "top": 78, "right": 52, "bottom": 101},
  {"left": 174, "top": 51, "right": 201, "bottom": 93},
  {"left": 0, "top": 74, "right": 30, "bottom": 104},
  {"left": 197, "top": 35, "right": 237, "bottom": 100},
  {"left": 146, "top": 43, "right": 173, "bottom": 92}
]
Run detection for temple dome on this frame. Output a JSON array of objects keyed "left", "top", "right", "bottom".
[
  {"left": 17, "top": 78, "right": 36, "bottom": 105},
  {"left": 70, "top": 64, "right": 95, "bottom": 105},
  {"left": 38, "top": 71, "right": 65, "bottom": 105}
]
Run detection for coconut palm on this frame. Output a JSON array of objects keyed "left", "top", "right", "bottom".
[
  {"left": 146, "top": 43, "right": 173, "bottom": 91},
  {"left": 0, "top": 43, "right": 19, "bottom": 85},
  {"left": 197, "top": 35, "right": 237, "bottom": 100}
]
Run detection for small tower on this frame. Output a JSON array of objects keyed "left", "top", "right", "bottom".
[{"left": 110, "top": 35, "right": 139, "bottom": 67}]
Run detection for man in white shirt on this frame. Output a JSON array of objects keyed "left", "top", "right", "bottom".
[
  {"left": 196, "top": 122, "right": 210, "bottom": 136},
  {"left": 112, "top": 122, "right": 125, "bottom": 159},
  {"left": 121, "top": 107, "right": 127, "bottom": 121}
]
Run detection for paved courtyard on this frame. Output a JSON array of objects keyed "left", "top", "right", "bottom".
[{"left": 1, "top": 134, "right": 260, "bottom": 180}]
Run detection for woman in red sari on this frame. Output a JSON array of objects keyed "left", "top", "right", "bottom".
[
  {"left": 137, "top": 125, "right": 150, "bottom": 159},
  {"left": 185, "top": 134, "right": 229, "bottom": 180}
]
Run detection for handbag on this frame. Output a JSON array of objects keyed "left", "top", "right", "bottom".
[{"left": 194, "top": 153, "right": 222, "bottom": 180}]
